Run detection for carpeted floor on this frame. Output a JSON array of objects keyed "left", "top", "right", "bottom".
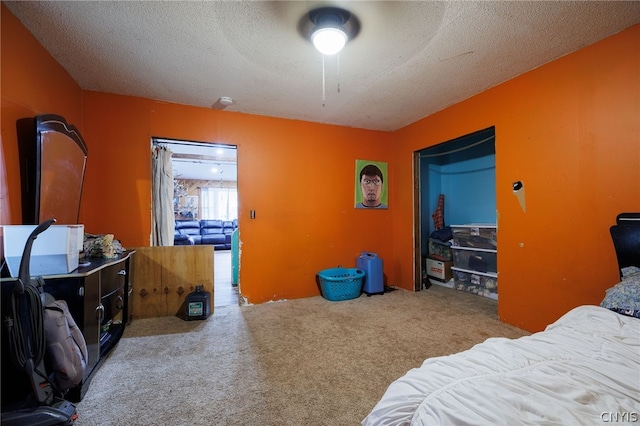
[{"left": 75, "top": 285, "right": 529, "bottom": 426}]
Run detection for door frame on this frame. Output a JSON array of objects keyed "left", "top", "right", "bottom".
[
  {"left": 413, "top": 151, "right": 422, "bottom": 291},
  {"left": 150, "top": 138, "right": 240, "bottom": 307}
]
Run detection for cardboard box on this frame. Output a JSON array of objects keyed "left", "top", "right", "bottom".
[
  {"left": 2, "top": 224, "right": 84, "bottom": 277},
  {"left": 425, "top": 256, "right": 453, "bottom": 282}
]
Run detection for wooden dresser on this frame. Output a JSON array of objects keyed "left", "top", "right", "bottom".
[{"left": 39, "top": 250, "right": 135, "bottom": 401}]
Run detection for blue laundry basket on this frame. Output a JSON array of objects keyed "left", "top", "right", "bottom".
[{"left": 317, "top": 268, "right": 365, "bottom": 301}]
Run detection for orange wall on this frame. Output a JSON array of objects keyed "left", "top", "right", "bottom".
[
  {"left": 1, "top": 4, "right": 395, "bottom": 306},
  {"left": 80, "top": 94, "right": 394, "bottom": 303},
  {"left": 1, "top": 4, "right": 83, "bottom": 226},
  {"left": 393, "top": 24, "right": 640, "bottom": 331},
  {"left": 2, "top": 3, "right": 639, "bottom": 331}
]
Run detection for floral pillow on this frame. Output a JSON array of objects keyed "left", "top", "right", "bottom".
[{"left": 600, "top": 267, "right": 640, "bottom": 318}]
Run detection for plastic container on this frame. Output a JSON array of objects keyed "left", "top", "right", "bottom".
[
  {"left": 451, "top": 224, "right": 497, "bottom": 250},
  {"left": 184, "top": 285, "right": 211, "bottom": 320},
  {"left": 451, "top": 266, "right": 498, "bottom": 300},
  {"left": 317, "top": 268, "right": 364, "bottom": 301},
  {"left": 428, "top": 238, "right": 453, "bottom": 261},
  {"left": 452, "top": 246, "right": 497, "bottom": 273},
  {"left": 357, "top": 252, "right": 384, "bottom": 295}
]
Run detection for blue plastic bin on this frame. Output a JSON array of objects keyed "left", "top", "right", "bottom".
[{"left": 357, "top": 252, "right": 384, "bottom": 295}]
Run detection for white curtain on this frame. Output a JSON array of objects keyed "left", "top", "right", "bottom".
[
  {"left": 151, "top": 145, "right": 175, "bottom": 246},
  {"left": 200, "top": 187, "right": 238, "bottom": 220}
]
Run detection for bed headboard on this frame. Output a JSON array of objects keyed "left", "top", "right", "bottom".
[
  {"left": 617, "top": 212, "right": 640, "bottom": 226},
  {"left": 610, "top": 212, "right": 640, "bottom": 278}
]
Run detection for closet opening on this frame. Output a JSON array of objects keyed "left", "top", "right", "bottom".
[{"left": 414, "top": 127, "right": 496, "bottom": 299}]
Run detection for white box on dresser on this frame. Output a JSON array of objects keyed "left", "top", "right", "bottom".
[{"left": 2, "top": 224, "right": 84, "bottom": 276}]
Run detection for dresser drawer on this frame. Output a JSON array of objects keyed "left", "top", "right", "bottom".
[
  {"left": 101, "top": 285, "right": 125, "bottom": 326},
  {"left": 101, "top": 263, "right": 126, "bottom": 295}
]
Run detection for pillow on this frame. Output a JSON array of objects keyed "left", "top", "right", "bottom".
[
  {"left": 600, "top": 268, "right": 640, "bottom": 318},
  {"left": 621, "top": 266, "right": 640, "bottom": 278}
]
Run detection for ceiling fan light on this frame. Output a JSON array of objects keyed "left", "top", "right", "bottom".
[{"left": 311, "top": 27, "right": 347, "bottom": 55}]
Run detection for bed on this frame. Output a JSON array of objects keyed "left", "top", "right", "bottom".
[{"left": 362, "top": 217, "right": 640, "bottom": 425}]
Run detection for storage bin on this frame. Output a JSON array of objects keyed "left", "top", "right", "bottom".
[
  {"left": 451, "top": 267, "right": 498, "bottom": 300},
  {"left": 428, "top": 238, "right": 453, "bottom": 261},
  {"left": 317, "top": 268, "right": 365, "bottom": 301},
  {"left": 452, "top": 247, "right": 497, "bottom": 273},
  {"left": 451, "top": 224, "right": 497, "bottom": 250}
]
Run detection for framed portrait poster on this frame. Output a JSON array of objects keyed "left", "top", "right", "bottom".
[{"left": 355, "top": 159, "right": 388, "bottom": 209}]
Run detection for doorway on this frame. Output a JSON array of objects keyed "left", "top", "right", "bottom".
[
  {"left": 151, "top": 138, "right": 239, "bottom": 307},
  {"left": 414, "top": 127, "right": 496, "bottom": 292}
]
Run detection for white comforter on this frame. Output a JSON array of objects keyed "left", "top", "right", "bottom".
[{"left": 362, "top": 305, "right": 640, "bottom": 425}]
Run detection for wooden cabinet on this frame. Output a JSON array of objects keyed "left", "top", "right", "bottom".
[
  {"left": 41, "top": 251, "right": 135, "bottom": 401},
  {"left": 131, "top": 245, "right": 213, "bottom": 319}
]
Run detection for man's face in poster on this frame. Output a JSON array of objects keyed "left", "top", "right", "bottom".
[{"left": 360, "top": 174, "right": 382, "bottom": 207}]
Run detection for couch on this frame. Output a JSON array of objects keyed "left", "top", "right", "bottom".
[{"left": 174, "top": 219, "right": 237, "bottom": 250}]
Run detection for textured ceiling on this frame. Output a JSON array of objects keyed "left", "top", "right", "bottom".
[{"left": 5, "top": 1, "right": 640, "bottom": 131}]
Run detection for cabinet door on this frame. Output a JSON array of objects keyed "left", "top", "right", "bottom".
[
  {"left": 132, "top": 246, "right": 213, "bottom": 319},
  {"left": 131, "top": 248, "right": 166, "bottom": 318},
  {"left": 162, "top": 246, "right": 214, "bottom": 316},
  {"left": 82, "top": 272, "right": 101, "bottom": 378}
]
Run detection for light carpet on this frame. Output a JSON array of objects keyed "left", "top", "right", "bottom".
[{"left": 75, "top": 285, "right": 529, "bottom": 426}]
